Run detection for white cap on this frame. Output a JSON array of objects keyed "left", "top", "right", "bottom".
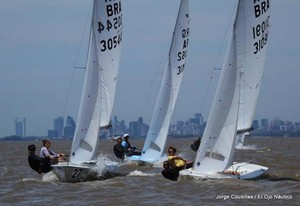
[
  {"left": 123, "top": 133, "right": 129, "bottom": 138},
  {"left": 113, "top": 136, "right": 121, "bottom": 140}
]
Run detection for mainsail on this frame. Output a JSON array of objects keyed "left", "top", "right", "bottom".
[
  {"left": 236, "top": 0, "right": 270, "bottom": 142},
  {"left": 140, "top": 0, "right": 190, "bottom": 162},
  {"left": 70, "top": 0, "right": 123, "bottom": 164},
  {"left": 193, "top": 0, "right": 270, "bottom": 173}
]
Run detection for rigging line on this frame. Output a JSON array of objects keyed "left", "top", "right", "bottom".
[
  {"left": 199, "top": 2, "right": 238, "bottom": 114},
  {"left": 62, "top": 1, "right": 93, "bottom": 119},
  {"left": 74, "top": 0, "right": 94, "bottom": 70},
  {"left": 140, "top": 0, "right": 183, "bottom": 121},
  {"left": 139, "top": 36, "right": 170, "bottom": 122},
  {"left": 240, "top": 76, "right": 252, "bottom": 89}
]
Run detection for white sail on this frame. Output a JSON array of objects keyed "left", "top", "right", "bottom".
[
  {"left": 192, "top": 0, "right": 270, "bottom": 174},
  {"left": 140, "top": 0, "right": 190, "bottom": 162},
  {"left": 237, "top": 0, "right": 270, "bottom": 134},
  {"left": 235, "top": 132, "right": 247, "bottom": 149},
  {"left": 70, "top": 0, "right": 122, "bottom": 164},
  {"left": 194, "top": 35, "right": 239, "bottom": 173}
]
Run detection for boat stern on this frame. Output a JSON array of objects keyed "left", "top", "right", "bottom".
[
  {"left": 52, "top": 162, "right": 92, "bottom": 183},
  {"left": 224, "top": 162, "right": 268, "bottom": 180},
  {"left": 179, "top": 168, "right": 213, "bottom": 180},
  {"left": 51, "top": 160, "right": 119, "bottom": 183}
]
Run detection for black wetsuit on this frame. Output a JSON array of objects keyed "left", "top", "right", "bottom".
[
  {"left": 162, "top": 167, "right": 181, "bottom": 181},
  {"left": 162, "top": 162, "right": 194, "bottom": 181},
  {"left": 113, "top": 144, "right": 125, "bottom": 159},
  {"left": 28, "top": 154, "right": 52, "bottom": 174},
  {"left": 191, "top": 139, "right": 201, "bottom": 152}
]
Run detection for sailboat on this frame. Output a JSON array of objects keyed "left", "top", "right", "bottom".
[
  {"left": 126, "top": 0, "right": 190, "bottom": 164},
  {"left": 235, "top": 0, "right": 271, "bottom": 150},
  {"left": 52, "top": 0, "right": 123, "bottom": 183},
  {"left": 180, "top": 0, "right": 270, "bottom": 180},
  {"left": 235, "top": 132, "right": 251, "bottom": 149}
]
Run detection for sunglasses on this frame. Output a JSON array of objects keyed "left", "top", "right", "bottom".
[{"left": 168, "top": 150, "right": 175, "bottom": 154}]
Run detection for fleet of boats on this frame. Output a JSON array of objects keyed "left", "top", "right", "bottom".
[{"left": 32, "top": 0, "right": 271, "bottom": 183}]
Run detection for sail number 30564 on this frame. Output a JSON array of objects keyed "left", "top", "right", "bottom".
[{"left": 99, "top": 32, "right": 122, "bottom": 52}]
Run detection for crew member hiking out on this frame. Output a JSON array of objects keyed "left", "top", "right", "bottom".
[
  {"left": 27, "top": 144, "right": 52, "bottom": 174},
  {"left": 122, "top": 134, "right": 141, "bottom": 156},
  {"left": 161, "top": 146, "right": 194, "bottom": 181},
  {"left": 113, "top": 137, "right": 126, "bottom": 159}
]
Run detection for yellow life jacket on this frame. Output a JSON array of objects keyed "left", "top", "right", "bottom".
[{"left": 168, "top": 155, "right": 186, "bottom": 168}]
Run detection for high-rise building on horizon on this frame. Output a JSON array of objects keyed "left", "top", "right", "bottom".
[
  {"left": 54, "top": 116, "right": 64, "bottom": 137},
  {"left": 14, "top": 118, "right": 26, "bottom": 137},
  {"left": 64, "top": 116, "right": 76, "bottom": 138}
]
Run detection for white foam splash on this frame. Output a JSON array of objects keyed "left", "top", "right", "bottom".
[
  {"left": 42, "top": 171, "right": 59, "bottom": 182},
  {"left": 91, "top": 154, "right": 119, "bottom": 177},
  {"left": 236, "top": 144, "right": 257, "bottom": 150},
  {"left": 127, "top": 170, "right": 156, "bottom": 177},
  {"left": 257, "top": 147, "right": 271, "bottom": 152},
  {"left": 22, "top": 177, "right": 39, "bottom": 182},
  {"left": 0, "top": 166, "right": 8, "bottom": 176}
]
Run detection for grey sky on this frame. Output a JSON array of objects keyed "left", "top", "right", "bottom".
[{"left": 0, "top": 0, "right": 299, "bottom": 137}]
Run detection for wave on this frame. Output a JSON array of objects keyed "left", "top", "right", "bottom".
[
  {"left": 235, "top": 144, "right": 257, "bottom": 150},
  {"left": 42, "top": 171, "right": 59, "bottom": 182},
  {"left": 127, "top": 170, "right": 157, "bottom": 177},
  {"left": 22, "top": 177, "right": 40, "bottom": 182},
  {"left": 262, "top": 173, "right": 300, "bottom": 182}
]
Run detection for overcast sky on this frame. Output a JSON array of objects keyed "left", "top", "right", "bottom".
[{"left": 0, "top": 0, "right": 299, "bottom": 137}]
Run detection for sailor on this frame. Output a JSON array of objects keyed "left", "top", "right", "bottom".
[
  {"left": 27, "top": 144, "right": 52, "bottom": 174},
  {"left": 113, "top": 137, "right": 126, "bottom": 159},
  {"left": 40, "top": 139, "right": 65, "bottom": 164},
  {"left": 167, "top": 146, "right": 193, "bottom": 170},
  {"left": 161, "top": 160, "right": 180, "bottom": 181},
  {"left": 122, "top": 134, "right": 141, "bottom": 156},
  {"left": 121, "top": 134, "right": 131, "bottom": 150},
  {"left": 190, "top": 137, "right": 201, "bottom": 152},
  {"left": 162, "top": 146, "right": 194, "bottom": 181}
]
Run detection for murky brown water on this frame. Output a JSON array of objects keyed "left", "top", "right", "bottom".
[{"left": 0, "top": 137, "right": 299, "bottom": 205}]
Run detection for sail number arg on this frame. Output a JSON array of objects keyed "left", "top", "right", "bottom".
[
  {"left": 177, "top": 64, "right": 185, "bottom": 75},
  {"left": 177, "top": 28, "right": 190, "bottom": 75}
]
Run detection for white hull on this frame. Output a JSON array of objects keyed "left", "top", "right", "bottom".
[
  {"left": 52, "top": 161, "right": 118, "bottom": 183},
  {"left": 179, "top": 162, "right": 268, "bottom": 180},
  {"left": 125, "top": 155, "right": 141, "bottom": 162}
]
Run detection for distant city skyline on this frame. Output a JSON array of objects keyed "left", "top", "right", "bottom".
[
  {"left": 6, "top": 113, "right": 300, "bottom": 139},
  {"left": 1, "top": 1, "right": 299, "bottom": 137}
]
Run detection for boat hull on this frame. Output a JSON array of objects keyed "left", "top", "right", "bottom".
[
  {"left": 179, "top": 162, "right": 268, "bottom": 180},
  {"left": 51, "top": 161, "right": 118, "bottom": 183}
]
